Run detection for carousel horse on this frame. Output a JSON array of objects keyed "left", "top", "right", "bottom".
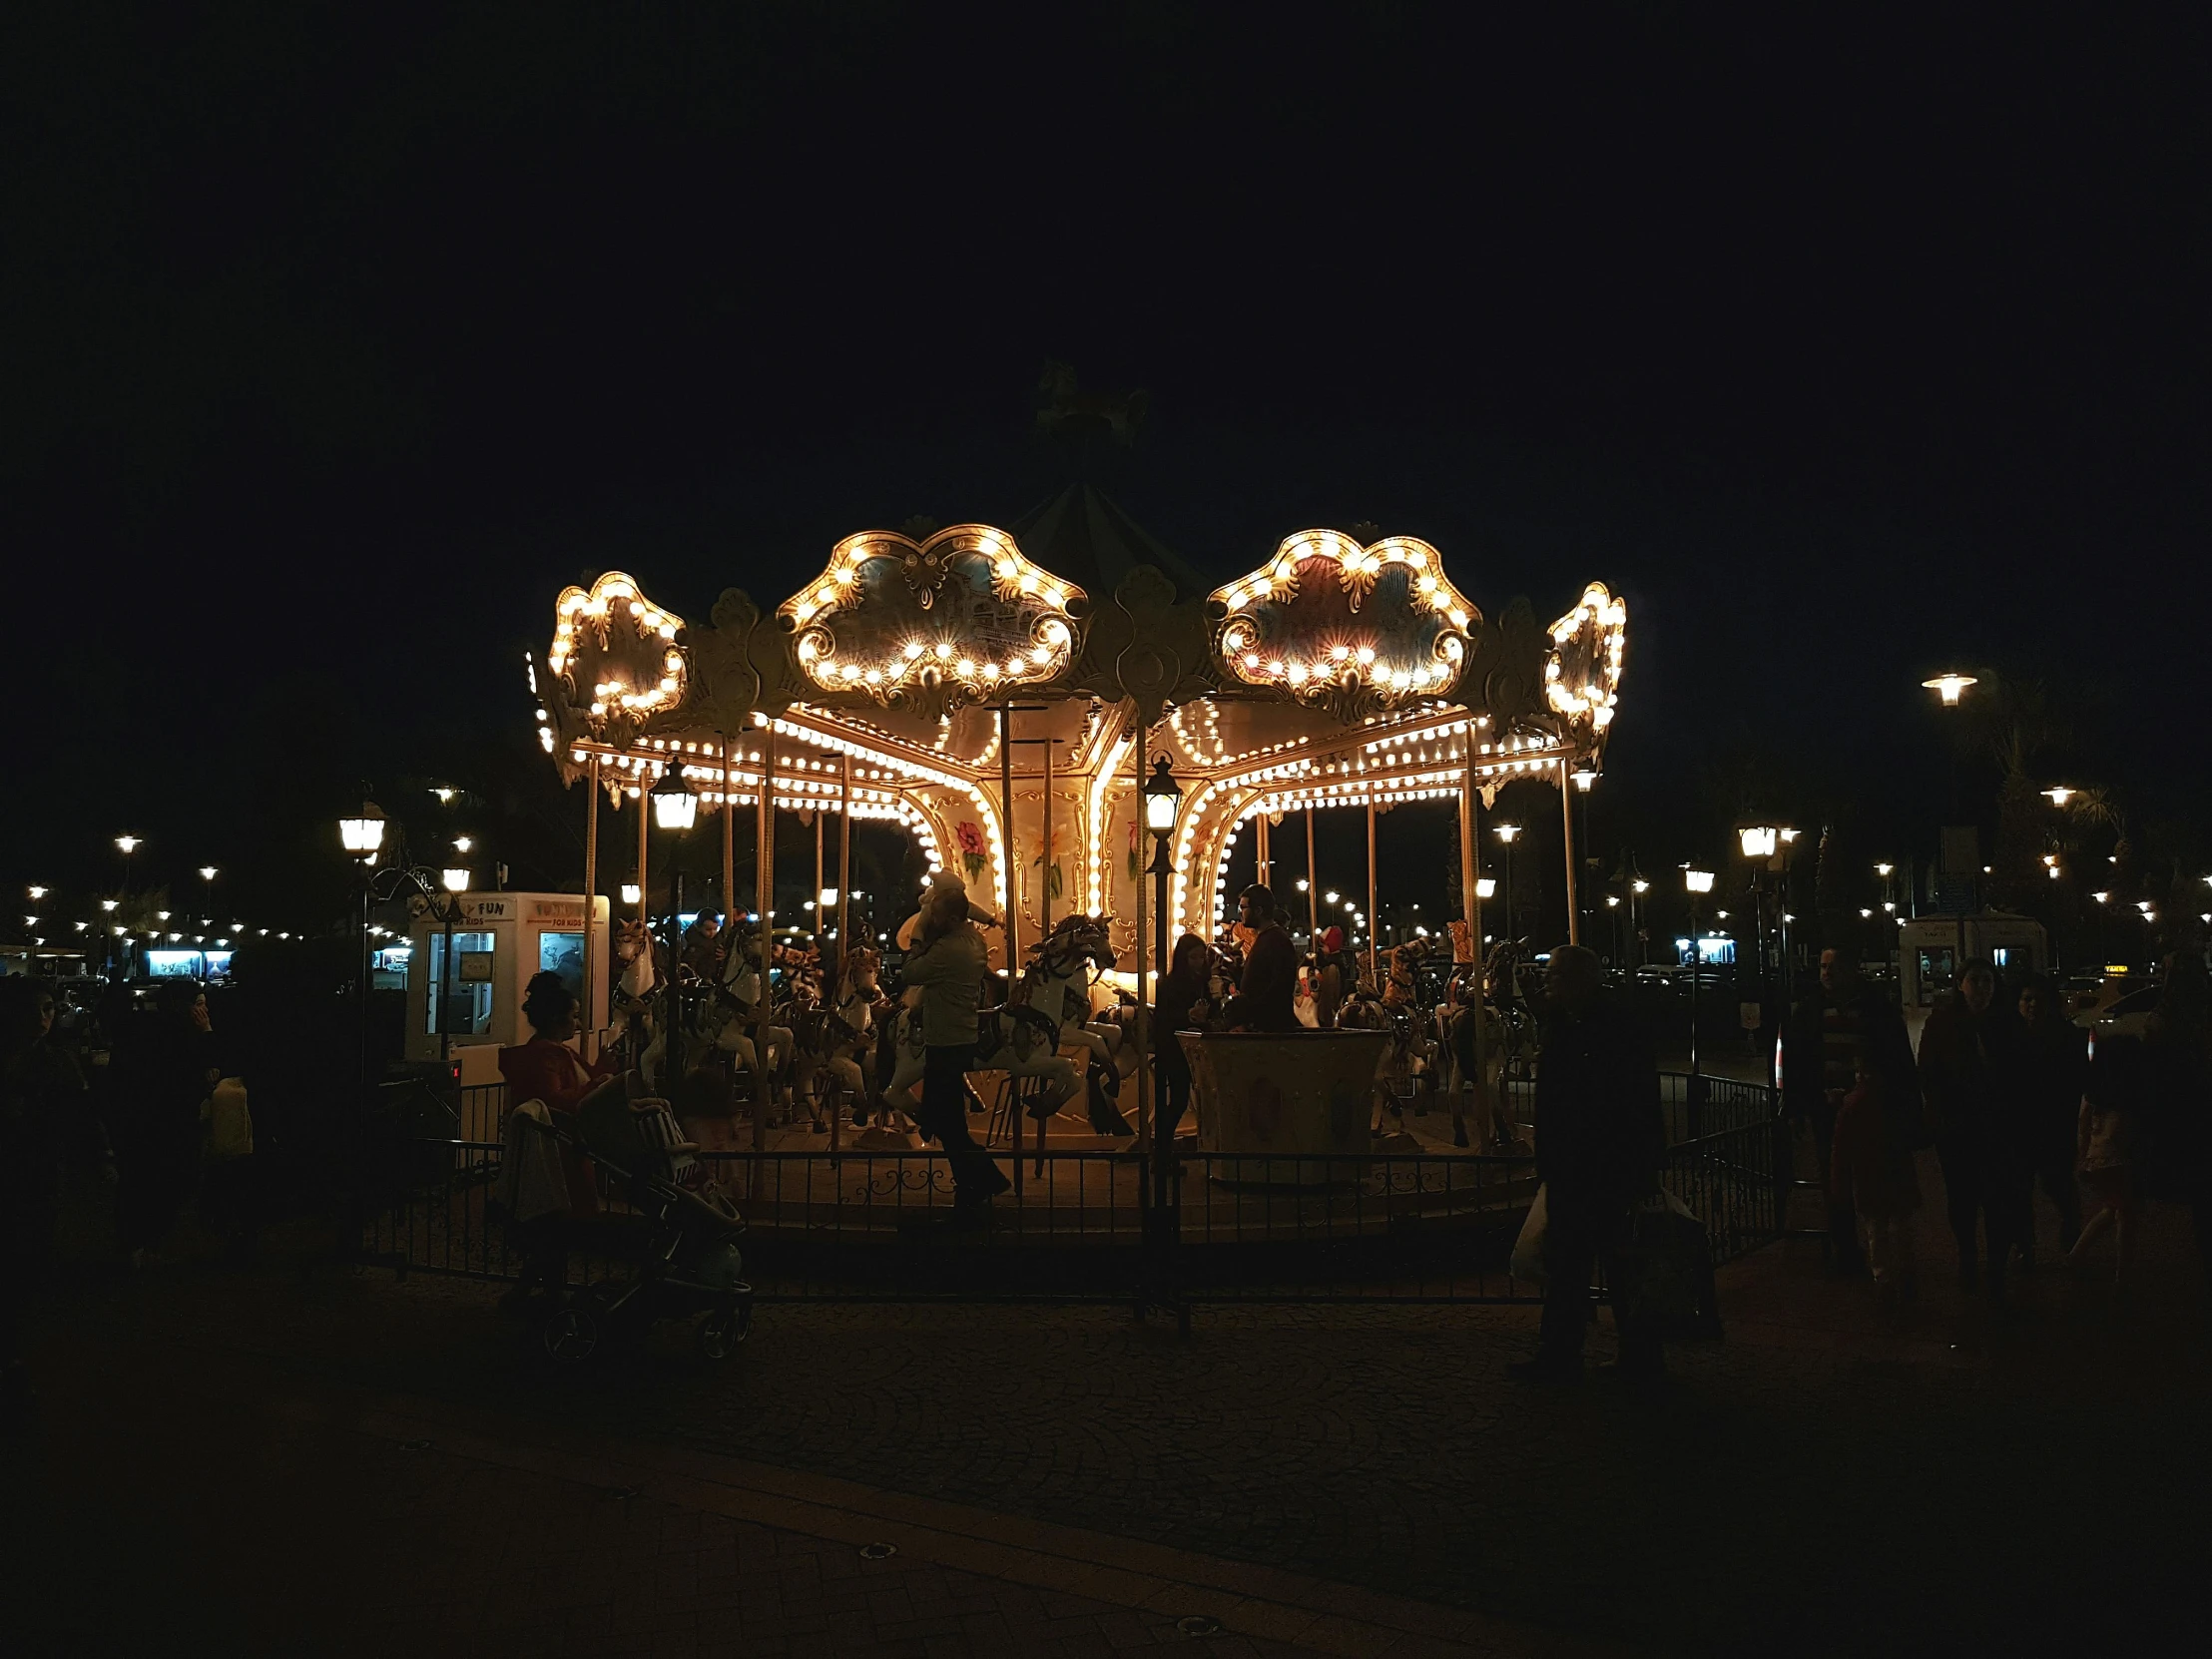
[
  {"left": 1434, "top": 967, "right": 1514, "bottom": 1148},
  {"left": 804, "top": 947, "right": 884, "bottom": 1131},
  {"left": 711, "top": 930, "right": 798, "bottom": 1115},
  {"left": 1015, "top": 913, "right": 1139, "bottom": 1135}
]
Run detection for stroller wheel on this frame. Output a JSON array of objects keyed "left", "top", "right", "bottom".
[
  {"left": 697, "top": 1303, "right": 752, "bottom": 1362},
  {"left": 543, "top": 1305, "right": 600, "bottom": 1365}
]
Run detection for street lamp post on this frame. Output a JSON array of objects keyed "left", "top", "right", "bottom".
[
  {"left": 1143, "top": 756, "right": 1184, "bottom": 1240},
  {"left": 649, "top": 767, "right": 698, "bottom": 1081},
  {"left": 338, "top": 801, "right": 388, "bottom": 1091},
  {"left": 1684, "top": 867, "right": 1715, "bottom": 1102},
  {"left": 1493, "top": 823, "right": 1520, "bottom": 948}
]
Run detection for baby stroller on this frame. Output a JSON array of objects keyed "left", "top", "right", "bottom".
[{"left": 538, "top": 1080, "right": 755, "bottom": 1365}]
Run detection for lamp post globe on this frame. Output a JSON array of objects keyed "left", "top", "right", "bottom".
[
  {"left": 338, "top": 801, "right": 387, "bottom": 859},
  {"left": 650, "top": 768, "right": 698, "bottom": 832},
  {"left": 1140, "top": 755, "right": 1183, "bottom": 1236}
]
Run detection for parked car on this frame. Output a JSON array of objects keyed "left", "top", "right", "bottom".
[{"left": 2074, "top": 981, "right": 2162, "bottom": 1057}]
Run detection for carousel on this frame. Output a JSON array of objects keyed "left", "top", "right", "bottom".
[{"left": 530, "top": 485, "right": 1626, "bottom": 1234}]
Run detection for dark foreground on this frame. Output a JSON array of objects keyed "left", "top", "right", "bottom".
[{"left": 6, "top": 1158, "right": 2206, "bottom": 1656}]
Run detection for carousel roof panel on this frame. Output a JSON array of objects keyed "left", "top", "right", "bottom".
[{"left": 1007, "top": 482, "right": 1215, "bottom": 604}]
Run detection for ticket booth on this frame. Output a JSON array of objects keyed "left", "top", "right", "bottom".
[
  {"left": 404, "top": 891, "right": 610, "bottom": 1087},
  {"left": 1899, "top": 912, "right": 2049, "bottom": 1032}
]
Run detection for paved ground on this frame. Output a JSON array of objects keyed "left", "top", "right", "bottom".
[{"left": 10, "top": 1140, "right": 2210, "bottom": 1655}]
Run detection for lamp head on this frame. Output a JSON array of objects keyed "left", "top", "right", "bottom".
[
  {"left": 1923, "top": 671, "right": 1976, "bottom": 706},
  {"left": 1143, "top": 756, "right": 1183, "bottom": 835},
  {"left": 441, "top": 867, "right": 471, "bottom": 895},
  {"left": 339, "top": 800, "right": 388, "bottom": 856},
  {"left": 114, "top": 834, "right": 142, "bottom": 855},
  {"left": 1493, "top": 823, "right": 1520, "bottom": 843},
  {"left": 650, "top": 768, "right": 698, "bottom": 832},
  {"left": 1684, "top": 868, "right": 1715, "bottom": 895}
]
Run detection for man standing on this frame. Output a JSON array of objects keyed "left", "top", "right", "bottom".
[
  {"left": 1783, "top": 946, "right": 1922, "bottom": 1273},
  {"left": 897, "top": 870, "right": 1011, "bottom": 1214},
  {"left": 1511, "top": 944, "right": 1666, "bottom": 1383},
  {"left": 1222, "top": 883, "right": 1299, "bottom": 1033}
]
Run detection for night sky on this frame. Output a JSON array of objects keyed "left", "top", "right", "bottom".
[{"left": 9, "top": 5, "right": 2208, "bottom": 938}]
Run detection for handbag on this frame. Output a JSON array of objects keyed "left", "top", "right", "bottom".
[
  {"left": 1610, "top": 1191, "right": 1722, "bottom": 1342},
  {"left": 201, "top": 1077, "right": 254, "bottom": 1161},
  {"left": 1510, "top": 1184, "right": 1549, "bottom": 1287}
]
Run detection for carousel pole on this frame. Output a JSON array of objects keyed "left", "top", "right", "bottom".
[
  {"left": 1256, "top": 811, "right": 1271, "bottom": 891},
  {"left": 836, "top": 753, "right": 851, "bottom": 965},
  {"left": 1040, "top": 733, "right": 1055, "bottom": 938},
  {"left": 721, "top": 736, "right": 737, "bottom": 926},
  {"left": 999, "top": 702, "right": 1021, "bottom": 1197},
  {"left": 1459, "top": 741, "right": 1489, "bottom": 1148},
  {"left": 1366, "top": 799, "right": 1380, "bottom": 989},
  {"left": 635, "top": 780, "right": 649, "bottom": 919},
  {"left": 813, "top": 805, "right": 825, "bottom": 964},
  {"left": 1305, "top": 806, "right": 1320, "bottom": 949},
  {"left": 582, "top": 757, "right": 601, "bottom": 1062},
  {"left": 1557, "top": 759, "right": 1581, "bottom": 945},
  {"left": 1132, "top": 727, "right": 1152, "bottom": 1165},
  {"left": 754, "top": 749, "right": 774, "bottom": 1153},
  {"left": 1035, "top": 731, "right": 1054, "bottom": 1179}
]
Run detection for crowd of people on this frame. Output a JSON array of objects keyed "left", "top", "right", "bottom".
[
  {"left": 0, "top": 973, "right": 273, "bottom": 1403},
  {"left": 1786, "top": 944, "right": 2212, "bottom": 1306}
]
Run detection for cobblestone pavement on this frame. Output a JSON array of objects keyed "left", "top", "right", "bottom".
[{"left": 15, "top": 1147, "right": 2211, "bottom": 1655}]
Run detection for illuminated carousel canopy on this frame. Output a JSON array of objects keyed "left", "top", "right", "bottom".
[{"left": 532, "top": 495, "right": 1627, "bottom": 957}]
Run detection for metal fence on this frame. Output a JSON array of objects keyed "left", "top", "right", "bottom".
[{"left": 356, "top": 1071, "right": 1782, "bottom": 1310}]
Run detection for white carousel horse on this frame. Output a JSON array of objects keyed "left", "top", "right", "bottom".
[
  {"left": 790, "top": 947, "right": 884, "bottom": 1132},
  {"left": 1020, "top": 914, "right": 1143, "bottom": 1084},
  {"left": 709, "top": 932, "right": 796, "bottom": 1111}
]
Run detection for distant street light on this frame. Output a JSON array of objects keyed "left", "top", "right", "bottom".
[
  {"left": 1922, "top": 672, "right": 1977, "bottom": 706},
  {"left": 2043, "top": 787, "right": 2076, "bottom": 807}
]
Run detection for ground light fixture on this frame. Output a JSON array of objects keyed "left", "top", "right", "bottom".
[
  {"left": 339, "top": 801, "right": 387, "bottom": 858},
  {"left": 650, "top": 767, "right": 697, "bottom": 831},
  {"left": 1922, "top": 672, "right": 1977, "bottom": 705}
]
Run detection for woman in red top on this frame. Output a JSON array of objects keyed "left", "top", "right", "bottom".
[{"left": 498, "top": 973, "right": 618, "bottom": 1220}]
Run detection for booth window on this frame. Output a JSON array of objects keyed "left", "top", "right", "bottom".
[
  {"left": 424, "top": 930, "right": 496, "bottom": 1036},
  {"left": 538, "top": 930, "right": 585, "bottom": 1005}
]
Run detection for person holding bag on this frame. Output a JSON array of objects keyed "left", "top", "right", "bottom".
[{"left": 1509, "top": 945, "right": 1667, "bottom": 1384}]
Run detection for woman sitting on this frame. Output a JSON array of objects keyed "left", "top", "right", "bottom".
[{"left": 495, "top": 974, "right": 617, "bottom": 1312}]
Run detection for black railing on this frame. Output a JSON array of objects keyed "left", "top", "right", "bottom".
[{"left": 357, "top": 1071, "right": 1781, "bottom": 1307}]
